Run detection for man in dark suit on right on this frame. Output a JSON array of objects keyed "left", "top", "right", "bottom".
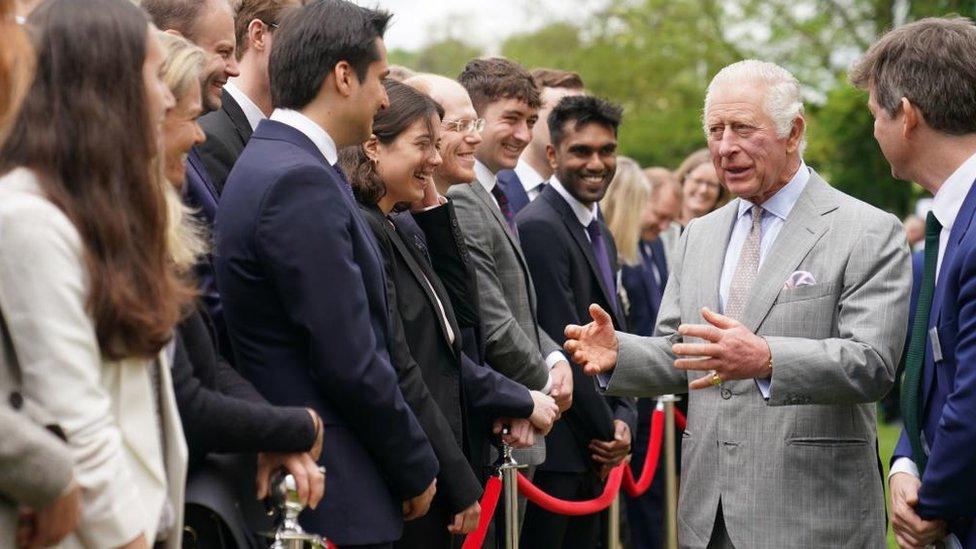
[
  {"left": 517, "top": 95, "right": 636, "bottom": 549},
  {"left": 215, "top": 2, "right": 438, "bottom": 546},
  {"left": 852, "top": 16, "right": 976, "bottom": 549}
]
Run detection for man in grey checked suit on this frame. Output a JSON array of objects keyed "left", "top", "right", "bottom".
[
  {"left": 565, "top": 60, "right": 910, "bottom": 548},
  {"left": 448, "top": 57, "right": 575, "bottom": 466}
]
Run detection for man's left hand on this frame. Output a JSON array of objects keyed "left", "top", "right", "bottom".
[
  {"left": 672, "top": 307, "right": 771, "bottom": 390},
  {"left": 589, "top": 419, "right": 631, "bottom": 467},
  {"left": 256, "top": 452, "right": 325, "bottom": 509}
]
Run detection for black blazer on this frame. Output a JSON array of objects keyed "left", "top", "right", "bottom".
[
  {"left": 362, "top": 205, "right": 533, "bottom": 505},
  {"left": 621, "top": 238, "right": 669, "bottom": 337},
  {"left": 516, "top": 185, "right": 637, "bottom": 473},
  {"left": 173, "top": 308, "right": 315, "bottom": 468},
  {"left": 197, "top": 88, "right": 253, "bottom": 195},
  {"left": 214, "top": 120, "right": 438, "bottom": 545}
]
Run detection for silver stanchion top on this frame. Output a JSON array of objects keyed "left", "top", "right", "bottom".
[{"left": 265, "top": 471, "right": 328, "bottom": 549}]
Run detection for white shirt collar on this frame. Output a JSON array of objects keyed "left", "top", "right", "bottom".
[
  {"left": 931, "top": 151, "right": 976, "bottom": 233},
  {"left": 474, "top": 159, "right": 498, "bottom": 194},
  {"left": 223, "top": 81, "right": 266, "bottom": 131},
  {"left": 514, "top": 158, "right": 546, "bottom": 193},
  {"left": 549, "top": 175, "right": 598, "bottom": 227},
  {"left": 736, "top": 160, "right": 810, "bottom": 221},
  {"left": 269, "top": 108, "right": 338, "bottom": 166}
]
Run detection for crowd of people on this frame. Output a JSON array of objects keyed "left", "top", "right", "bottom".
[{"left": 0, "top": 0, "right": 974, "bottom": 548}]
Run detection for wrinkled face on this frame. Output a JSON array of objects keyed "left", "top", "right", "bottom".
[
  {"left": 549, "top": 121, "right": 617, "bottom": 206},
  {"left": 527, "top": 86, "right": 582, "bottom": 161},
  {"left": 641, "top": 187, "right": 681, "bottom": 241},
  {"left": 162, "top": 83, "right": 205, "bottom": 188},
  {"left": 143, "top": 28, "right": 175, "bottom": 148},
  {"left": 704, "top": 82, "right": 799, "bottom": 202},
  {"left": 375, "top": 115, "right": 443, "bottom": 205},
  {"left": 349, "top": 38, "right": 390, "bottom": 145},
  {"left": 475, "top": 97, "right": 538, "bottom": 173},
  {"left": 192, "top": 0, "right": 239, "bottom": 111},
  {"left": 436, "top": 86, "right": 482, "bottom": 184},
  {"left": 868, "top": 86, "right": 907, "bottom": 181},
  {"left": 681, "top": 162, "right": 721, "bottom": 218}
]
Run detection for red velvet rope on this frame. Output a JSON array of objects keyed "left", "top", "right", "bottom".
[
  {"left": 674, "top": 408, "right": 687, "bottom": 431},
  {"left": 517, "top": 459, "right": 625, "bottom": 515},
  {"left": 461, "top": 476, "right": 503, "bottom": 549},
  {"left": 621, "top": 408, "right": 665, "bottom": 497}
]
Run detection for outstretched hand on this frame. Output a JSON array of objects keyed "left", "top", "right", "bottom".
[
  {"left": 673, "top": 307, "right": 771, "bottom": 390},
  {"left": 564, "top": 304, "right": 619, "bottom": 376}
]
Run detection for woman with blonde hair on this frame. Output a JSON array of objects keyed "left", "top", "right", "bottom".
[
  {"left": 601, "top": 157, "right": 650, "bottom": 268},
  {"left": 675, "top": 148, "right": 727, "bottom": 226}
]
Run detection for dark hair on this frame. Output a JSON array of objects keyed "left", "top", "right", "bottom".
[
  {"left": 458, "top": 57, "right": 542, "bottom": 116},
  {"left": 0, "top": 0, "right": 195, "bottom": 360},
  {"left": 851, "top": 17, "right": 976, "bottom": 135},
  {"left": 234, "top": 0, "right": 300, "bottom": 59},
  {"left": 548, "top": 95, "right": 623, "bottom": 148},
  {"left": 141, "top": 0, "right": 218, "bottom": 40},
  {"left": 269, "top": 0, "right": 390, "bottom": 110},
  {"left": 339, "top": 79, "right": 443, "bottom": 207},
  {"left": 530, "top": 68, "right": 584, "bottom": 91}
]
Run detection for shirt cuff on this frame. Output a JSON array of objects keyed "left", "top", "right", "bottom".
[
  {"left": 889, "top": 457, "right": 920, "bottom": 480},
  {"left": 544, "top": 351, "right": 565, "bottom": 369},
  {"left": 416, "top": 196, "right": 447, "bottom": 212},
  {"left": 755, "top": 378, "right": 771, "bottom": 399}
]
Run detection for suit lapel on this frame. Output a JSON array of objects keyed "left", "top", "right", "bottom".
[
  {"left": 116, "top": 356, "right": 167, "bottom": 486},
  {"left": 221, "top": 89, "right": 253, "bottom": 146},
  {"left": 930, "top": 178, "right": 976, "bottom": 326},
  {"left": 700, "top": 204, "right": 738, "bottom": 314},
  {"left": 740, "top": 172, "right": 835, "bottom": 333}
]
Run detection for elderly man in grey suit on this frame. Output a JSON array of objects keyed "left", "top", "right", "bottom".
[{"left": 565, "top": 60, "right": 910, "bottom": 548}]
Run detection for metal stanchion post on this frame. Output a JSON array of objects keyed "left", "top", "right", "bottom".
[
  {"left": 606, "top": 493, "right": 621, "bottom": 549},
  {"left": 659, "top": 395, "right": 680, "bottom": 549},
  {"left": 498, "top": 438, "right": 526, "bottom": 549}
]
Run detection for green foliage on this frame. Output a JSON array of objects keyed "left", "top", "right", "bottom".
[{"left": 389, "top": 38, "right": 482, "bottom": 79}]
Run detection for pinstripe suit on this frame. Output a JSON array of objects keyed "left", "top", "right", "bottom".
[{"left": 605, "top": 171, "right": 910, "bottom": 548}]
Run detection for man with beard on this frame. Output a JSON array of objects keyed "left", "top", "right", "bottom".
[{"left": 516, "top": 95, "right": 636, "bottom": 549}]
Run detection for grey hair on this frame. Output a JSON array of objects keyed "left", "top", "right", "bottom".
[{"left": 703, "top": 60, "right": 806, "bottom": 153}]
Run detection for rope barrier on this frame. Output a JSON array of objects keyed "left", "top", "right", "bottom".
[
  {"left": 461, "top": 476, "right": 503, "bottom": 549},
  {"left": 621, "top": 407, "right": 664, "bottom": 497},
  {"left": 517, "top": 458, "right": 626, "bottom": 515},
  {"left": 674, "top": 407, "right": 687, "bottom": 431}
]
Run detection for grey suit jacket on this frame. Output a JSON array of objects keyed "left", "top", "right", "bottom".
[{"left": 606, "top": 171, "right": 909, "bottom": 548}]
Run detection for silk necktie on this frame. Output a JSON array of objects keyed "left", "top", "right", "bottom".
[
  {"left": 586, "top": 219, "right": 618, "bottom": 317},
  {"left": 725, "top": 204, "right": 763, "bottom": 320},
  {"left": 490, "top": 183, "right": 517, "bottom": 235}
]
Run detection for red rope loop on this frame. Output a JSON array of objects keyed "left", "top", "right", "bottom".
[{"left": 460, "top": 476, "right": 503, "bottom": 549}]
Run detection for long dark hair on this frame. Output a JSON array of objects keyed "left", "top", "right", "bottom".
[
  {"left": 0, "top": 0, "right": 195, "bottom": 360},
  {"left": 339, "top": 79, "right": 443, "bottom": 206}
]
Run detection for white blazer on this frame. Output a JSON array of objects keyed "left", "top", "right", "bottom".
[{"left": 0, "top": 168, "right": 187, "bottom": 548}]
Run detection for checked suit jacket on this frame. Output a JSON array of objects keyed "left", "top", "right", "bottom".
[{"left": 604, "top": 171, "right": 910, "bottom": 548}]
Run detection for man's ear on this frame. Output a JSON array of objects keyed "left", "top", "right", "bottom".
[
  {"left": 901, "top": 97, "right": 921, "bottom": 140},
  {"left": 333, "top": 61, "right": 356, "bottom": 98},
  {"left": 247, "top": 18, "right": 268, "bottom": 52},
  {"left": 363, "top": 135, "right": 380, "bottom": 161},
  {"left": 785, "top": 116, "right": 805, "bottom": 154},
  {"left": 547, "top": 143, "right": 558, "bottom": 171}
]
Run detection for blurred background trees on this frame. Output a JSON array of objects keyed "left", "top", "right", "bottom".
[{"left": 390, "top": 0, "right": 976, "bottom": 215}]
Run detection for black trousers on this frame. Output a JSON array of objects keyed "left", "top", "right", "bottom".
[
  {"left": 396, "top": 493, "right": 461, "bottom": 549},
  {"left": 520, "top": 471, "right": 603, "bottom": 549}
]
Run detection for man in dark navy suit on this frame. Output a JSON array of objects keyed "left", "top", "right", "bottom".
[
  {"left": 853, "top": 16, "right": 976, "bottom": 549},
  {"left": 497, "top": 69, "right": 584, "bottom": 215},
  {"left": 215, "top": 2, "right": 438, "bottom": 546},
  {"left": 517, "top": 95, "right": 636, "bottom": 549}
]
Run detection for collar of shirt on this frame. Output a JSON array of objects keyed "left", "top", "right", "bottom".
[
  {"left": 931, "top": 151, "right": 976, "bottom": 234},
  {"left": 269, "top": 108, "right": 338, "bottom": 166},
  {"left": 736, "top": 160, "right": 810, "bottom": 222},
  {"left": 223, "top": 81, "right": 266, "bottom": 131},
  {"left": 474, "top": 159, "right": 498, "bottom": 194},
  {"left": 514, "top": 158, "right": 546, "bottom": 194},
  {"left": 549, "top": 175, "right": 598, "bottom": 228}
]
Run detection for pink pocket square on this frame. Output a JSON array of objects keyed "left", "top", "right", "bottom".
[{"left": 784, "top": 271, "right": 816, "bottom": 289}]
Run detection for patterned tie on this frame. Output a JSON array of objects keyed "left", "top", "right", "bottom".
[
  {"left": 490, "top": 183, "right": 517, "bottom": 235},
  {"left": 901, "top": 211, "right": 942, "bottom": 475},
  {"left": 725, "top": 204, "right": 764, "bottom": 320},
  {"left": 586, "top": 219, "right": 618, "bottom": 317},
  {"left": 331, "top": 163, "right": 356, "bottom": 202}
]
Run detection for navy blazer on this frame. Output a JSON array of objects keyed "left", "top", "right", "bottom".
[
  {"left": 517, "top": 185, "right": 637, "bottom": 473},
  {"left": 214, "top": 119, "right": 438, "bottom": 545},
  {"left": 496, "top": 169, "right": 531, "bottom": 215},
  {"left": 621, "top": 239, "right": 669, "bottom": 338},
  {"left": 894, "top": 180, "right": 976, "bottom": 545}
]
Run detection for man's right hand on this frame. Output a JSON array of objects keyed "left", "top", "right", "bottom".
[
  {"left": 403, "top": 479, "right": 437, "bottom": 521},
  {"left": 549, "top": 361, "right": 573, "bottom": 413},
  {"left": 528, "top": 391, "right": 558, "bottom": 435},
  {"left": 564, "top": 304, "right": 619, "bottom": 376},
  {"left": 16, "top": 482, "right": 82, "bottom": 548},
  {"left": 890, "top": 472, "right": 947, "bottom": 548},
  {"left": 447, "top": 501, "right": 480, "bottom": 535}
]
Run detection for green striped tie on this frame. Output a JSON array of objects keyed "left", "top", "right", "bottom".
[{"left": 900, "top": 211, "right": 942, "bottom": 475}]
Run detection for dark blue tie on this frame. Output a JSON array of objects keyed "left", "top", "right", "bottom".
[
  {"left": 586, "top": 219, "right": 618, "bottom": 316},
  {"left": 331, "top": 163, "right": 356, "bottom": 202}
]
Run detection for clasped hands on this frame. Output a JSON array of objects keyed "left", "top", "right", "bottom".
[
  {"left": 564, "top": 304, "right": 771, "bottom": 389},
  {"left": 889, "top": 473, "right": 948, "bottom": 549}
]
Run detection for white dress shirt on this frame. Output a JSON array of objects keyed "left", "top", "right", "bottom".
[
  {"left": 719, "top": 161, "right": 810, "bottom": 398},
  {"left": 269, "top": 108, "right": 338, "bottom": 165},
  {"left": 890, "top": 150, "right": 976, "bottom": 486},
  {"left": 549, "top": 175, "right": 598, "bottom": 231},
  {"left": 223, "top": 81, "right": 266, "bottom": 131},
  {"left": 514, "top": 158, "right": 548, "bottom": 202},
  {"left": 472, "top": 160, "right": 564, "bottom": 390}
]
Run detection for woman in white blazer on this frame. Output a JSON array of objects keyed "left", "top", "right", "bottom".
[{"left": 0, "top": 1, "right": 195, "bottom": 547}]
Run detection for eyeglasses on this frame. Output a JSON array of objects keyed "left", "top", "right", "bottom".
[
  {"left": 687, "top": 177, "right": 721, "bottom": 191},
  {"left": 260, "top": 19, "right": 280, "bottom": 30},
  {"left": 443, "top": 118, "right": 485, "bottom": 135}
]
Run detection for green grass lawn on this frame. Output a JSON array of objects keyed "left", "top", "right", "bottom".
[{"left": 877, "top": 419, "right": 900, "bottom": 549}]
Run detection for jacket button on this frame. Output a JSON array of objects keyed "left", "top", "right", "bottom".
[
  {"left": 9, "top": 391, "right": 23, "bottom": 410},
  {"left": 720, "top": 388, "right": 732, "bottom": 400}
]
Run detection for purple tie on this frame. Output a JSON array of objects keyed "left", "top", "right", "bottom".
[
  {"left": 586, "top": 219, "right": 618, "bottom": 316},
  {"left": 490, "top": 184, "right": 517, "bottom": 235}
]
